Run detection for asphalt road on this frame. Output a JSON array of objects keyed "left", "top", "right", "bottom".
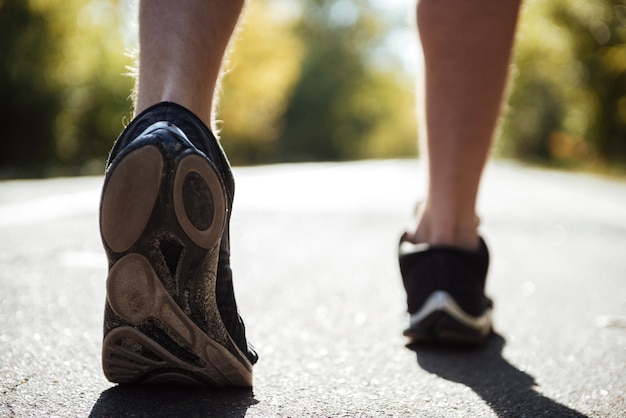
[{"left": 1, "top": 160, "right": 625, "bottom": 417}]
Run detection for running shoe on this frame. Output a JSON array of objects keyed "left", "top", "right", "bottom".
[
  {"left": 100, "top": 102, "right": 257, "bottom": 386},
  {"left": 399, "top": 235, "right": 493, "bottom": 345}
]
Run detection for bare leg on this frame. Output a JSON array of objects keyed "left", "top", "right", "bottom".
[
  {"left": 134, "top": 0, "right": 244, "bottom": 127},
  {"left": 408, "top": 0, "right": 520, "bottom": 249}
]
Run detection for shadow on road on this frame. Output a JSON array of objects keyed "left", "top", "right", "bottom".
[
  {"left": 89, "top": 384, "right": 258, "bottom": 418},
  {"left": 409, "top": 334, "right": 588, "bottom": 417}
]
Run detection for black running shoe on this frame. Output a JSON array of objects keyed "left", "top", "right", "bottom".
[
  {"left": 100, "top": 102, "right": 257, "bottom": 386},
  {"left": 399, "top": 235, "right": 493, "bottom": 345}
]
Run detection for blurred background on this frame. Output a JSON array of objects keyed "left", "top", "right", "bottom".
[{"left": 1, "top": 0, "right": 625, "bottom": 178}]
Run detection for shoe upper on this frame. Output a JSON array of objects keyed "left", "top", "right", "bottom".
[
  {"left": 107, "top": 102, "right": 257, "bottom": 365},
  {"left": 399, "top": 236, "right": 491, "bottom": 317},
  {"left": 107, "top": 102, "right": 235, "bottom": 200}
]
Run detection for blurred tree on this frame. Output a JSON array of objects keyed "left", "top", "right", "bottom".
[
  {"left": 1, "top": 0, "right": 415, "bottom": 176},
  {"left": 217, "top": 0, "right": 306, "bottom": 164},
  {"left": 274, "top": 0, "right": 416, "bottom": 162},
  {"left": 501, "top": 0, "right": 626, "bottom": 169},
  {"left": 44, "top": 0, "right": 134, "bottom": 174},
  {"left": 0, "top": 0, "right": 62, "bottom": 177},
  {"left": 0, "top": 0, "right": 133, "bottom": 178},
  {"left": 219, "top": 0, "right": 416, "bottom": 164},
  {"left": 6, "top": 0, "right": 625, "bottom": 177},
  {"left": 552, "top": 0, "right": 626, "bottom": 163}
]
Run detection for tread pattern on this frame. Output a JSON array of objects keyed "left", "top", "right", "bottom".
[{"left": 100, "top": 128, "right": 252, "bottom": 387}]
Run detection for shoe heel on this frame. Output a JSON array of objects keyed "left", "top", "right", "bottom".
[
  {"left": 100, "top": 122, "right": 252, "bottom": 386},
  {"left": 100, "top": 145, "right": 163, "bottom": 253},
  {"left": 103, "top": 252, "right": 253, "bottom": 386},
  {"left": 172, "top": 153, "right": 227, "bottom": 250}
]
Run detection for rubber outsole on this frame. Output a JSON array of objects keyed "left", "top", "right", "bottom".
[
  {"left": 404, "top": 291, "right": 492, "bottom": 346},
  {"left": 404, "top": 311, "right": 492, "bottom": 346},
  {"left": 100, "top": 136, "right": 253, "bottom": 387}
]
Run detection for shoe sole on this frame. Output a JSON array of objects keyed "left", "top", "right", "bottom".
[
  {"left": 100, "top": 139, "right": 253, "bottom": 387},
  {"left": 404, "top": 291, "right": 492, "bottom": 346}
]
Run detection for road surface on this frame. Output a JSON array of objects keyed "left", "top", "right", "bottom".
[{"left": 1, "top": 160, "right": 625, "bottom": 417}]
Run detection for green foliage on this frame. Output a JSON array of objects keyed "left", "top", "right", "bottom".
[
  {"left": 500, "top": 0, "right": 626, "bottom": 169},
  {"left": 0, "top": 0, "right": 133, "bottom": 178},
  {"left": 553, "top": 0, "right": 626, "bottom": 162},
  {"left": 4, "top": 0, "right": 626, "bottom": 177},
  {"left": 217, "top": 0, "right": 306, "bottom": 164},
  {"left": 219, "top": 0, "right": 416, "bottom": 164},
  {"left": 0, "top": 0, "right": 61, "bottom": 177},
  {"left": 276, "top": 0, "right": 415, "bottom": 161}
]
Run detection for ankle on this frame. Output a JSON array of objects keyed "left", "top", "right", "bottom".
[
  {"left": 412, "top": 227, "right": 480, "bottom": 250},
  {"left": 407, "top": 206, "right": 481, "bottom": 250}
]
